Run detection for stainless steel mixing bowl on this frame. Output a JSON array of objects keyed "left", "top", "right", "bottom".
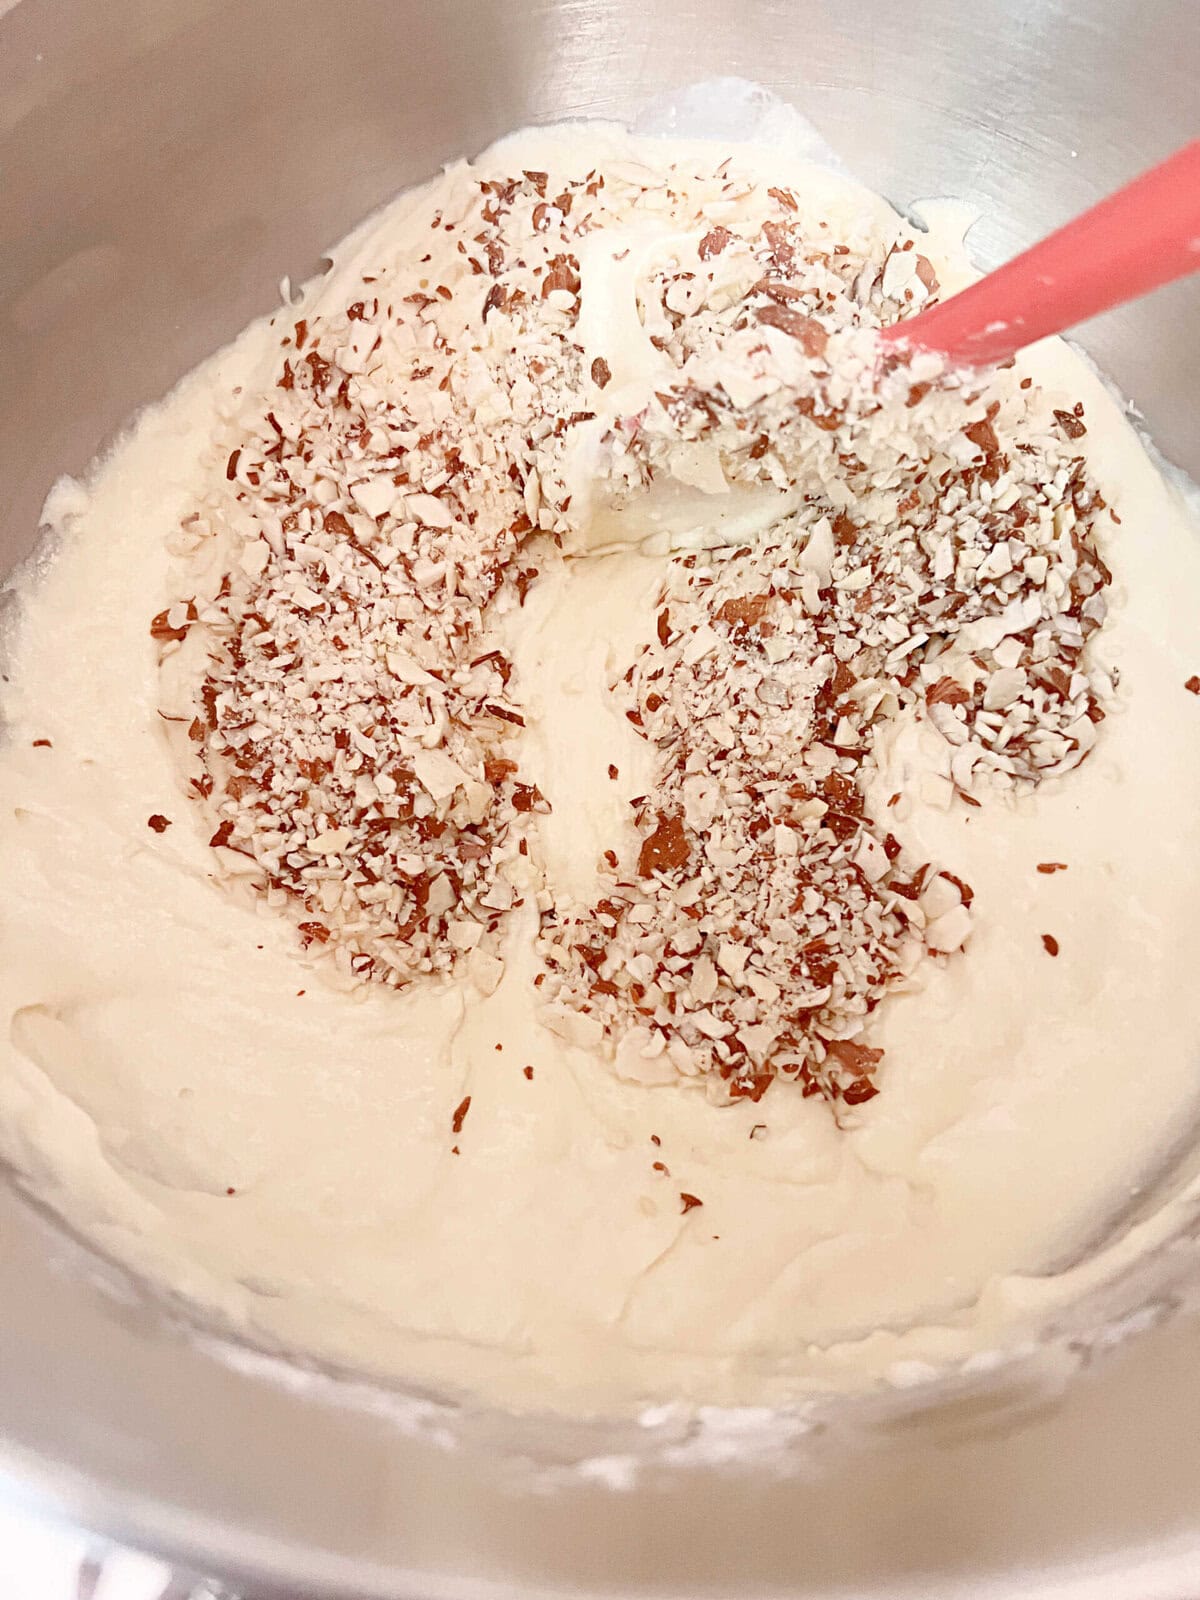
[{"left": 2, "top": 2, "right": 1199, "bottom": 1595}]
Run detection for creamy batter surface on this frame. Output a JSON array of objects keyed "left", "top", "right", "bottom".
[{"left": 2, "top": 121, "right": 1200, "bottom": 1414}]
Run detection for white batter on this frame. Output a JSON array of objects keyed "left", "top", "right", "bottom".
[{"left": 1, "top": 122, "right": 1199, "bottom": 1416}]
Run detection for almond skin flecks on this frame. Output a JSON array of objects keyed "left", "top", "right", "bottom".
[
  {"left": 637, "top": 812, "right": 690, "bottom": 877},
  {"left": 536, "top": 178, "right": 1111, "bottom": 1106},
  {"left": 158, "top": 146, "right": 1114, "bottom": 1115},
  {"left": 697, "top": 226, "right": 731, "bottom": 260}
]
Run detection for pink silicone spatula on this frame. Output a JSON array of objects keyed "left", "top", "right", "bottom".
[{"left": 878, "top": 140, "right": 1200, "bottom": 366}]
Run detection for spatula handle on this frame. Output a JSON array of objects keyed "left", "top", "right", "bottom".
[{"left": 880, "top": 140, "right": 1200, "bottom": 365}]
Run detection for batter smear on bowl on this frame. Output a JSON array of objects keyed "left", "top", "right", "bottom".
[{"left": 1, "top": 116, "right": 1199, "bottom": 1415}]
